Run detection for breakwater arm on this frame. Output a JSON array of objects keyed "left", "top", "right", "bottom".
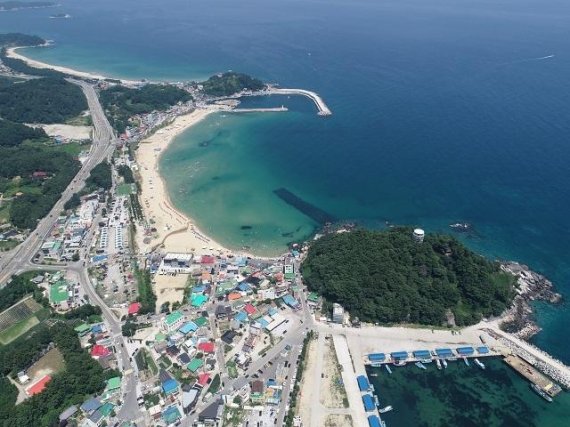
[{"left": 266, "top": 87, "right": 332, "bottom": 116}]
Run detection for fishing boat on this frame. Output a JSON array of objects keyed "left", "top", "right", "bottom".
[
  {"left": 442, "top": 359, "right": 448, "bottom": 369},
  {"left": 531, "top": 384, "right": 553, "bottom": 402},
  {"left": 421, "top": 358, "right": 433, "bottom": 364},
  {"left": 463, "top": 357, "right": 470, "bottom": 367},
  {"left": 370, "top": 373, "right": 379, "bottom": 377},
  {"left": 448, "top": 356, "right": 458, "bottom": 362},
  {"left": 415, "top": 361, "right": 426, "bottom": 370},
  {"left": 393, "top": 360, "right": 406, "bottom": 367},
  {"left": 379, "top": 405, "right": 393, "bottom": 413},
  {"left": 385, "top": 364, "right": 392, "bottom": 374},
  {"left": 474, "top": 358, "right": 485, "bottom": 370},
  {"left": 436, "top": 359, "right": 442, "bottom": 370},
  {"left": 374, "top": 395, "right": 380, "bottom": 406}
]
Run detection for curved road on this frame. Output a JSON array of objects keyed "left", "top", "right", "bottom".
[{"left": 0, "top": 80, "right": 142, "bottom": 422}]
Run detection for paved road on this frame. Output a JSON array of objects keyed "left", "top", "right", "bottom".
[{"left": 0, "top": 80, "right": 142, "bottom": 422}]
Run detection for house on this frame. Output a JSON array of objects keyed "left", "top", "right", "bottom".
[
  {"left": 105, "top": 377, "right": 121, "bottom": 393},
  {"left": 182, "top": 386, "right": 201, "bottom": 414},
  {"left": 307, "top": 292, "right": 320, "bottom": 307},
  {"left": 243, "top": 303, "right": 257, "bottom": 316},
  {"left": 59, "top": 405, "right": 78, "bottom": 423},
  {"left": 91, "top": 344, "right": 111, "bottom": 358},
  {"left": 80, "top": 397, "right": 102, "bottom": 415},
  {"left": 187, "top": 358, "right": 204, "bottom": 373},
  {"left": 128, "top": 302, "right": 142, "bottom": 315},
  {"left": 215, "top": 305, "right": 232, "bottom": 319},
  {"left": 282, "top": 294, "right": 300, "bottom": 310},
  {"left": 250, "top": 380, "right": 265, "bottom": 404},
  {"left": 159, "top": 253, "right": 193, "bottom": 274},
  {"left": 198, "top": 341, "right": 215, "bottom": 354},
  {"left": 162, "top": 405, "right": 182, "bottom": 425},
  {"left": 162, "top": 378, "right": 179, "bottom": 396},
  {"left": 221, "top": 330, "right": 237, "bottom": 345},
  {"left": 198, "top": 399, "right": 224, "bottom": 424},
  {"left": 200, "top": 255, "right": 216, "bottom": 265},
  {"left": 179, "top": 321, "right": 198, "bottom": 335},
  {"left": 162, "top": 310, "right": 185, "bottom": 332},
  {"left": 332, "top": 303, "right": 344, "bottom": 324}
]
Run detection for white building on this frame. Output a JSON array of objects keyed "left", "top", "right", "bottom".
[
  {"left": 332, "top": 303, "right": 344, "bottom": 324},
  {"left": 413, "top": 228, "right": 425, "bottom": 243}
]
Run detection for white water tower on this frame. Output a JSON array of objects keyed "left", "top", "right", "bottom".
[{"left": 413, "top": 228, "right": 425, "bottom": 243}]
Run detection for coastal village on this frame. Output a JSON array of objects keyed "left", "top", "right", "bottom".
[{"left": 1, "top": 34, "right": 570, "bottom": 427}]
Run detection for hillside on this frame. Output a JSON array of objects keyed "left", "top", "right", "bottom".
[
  {"left": 201, "top": 72, "right": 265, "bottom": 96},
  {"left": 302, "top": 228, "right": 516, "bottom": 326}
]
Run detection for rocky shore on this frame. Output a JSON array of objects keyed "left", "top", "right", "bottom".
[{"left": 499, "top": 262, "right": 562, "bottom": 340}]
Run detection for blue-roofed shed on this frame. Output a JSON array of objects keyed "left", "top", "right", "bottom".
[
  {"left": 91, "top": 324, "right": 103, "bottom": 334},
  {"left": 413, "top": 350, "right": 431, "bottom": 359},
  {"left": 268, "top": 307, "right": 278, "bottom": 317},
  {"left": 234, "top": 311, "right": 248, "bottom": 323},
  {"left": 162, "top": 378, "right": 179, "bottom": 395},
  {"left": 435, "top": 348, "right": 453, "bottom": 357},
  {"left": 362, "top": 394, "right": 375, "bottom": 411},
  {"left": 179, "top": 322, "right": 198, "bottom": 335},
  {"left": 80, "top": 398, "right": 102, "bottom": 414},
  {"left": 162, "top": 405, "right": 181, "bottom": 425},
  {"left": 257, "top": 318, "right": 270, "bottom": 328},
  {"left": 477, "top": 346, "right": 490, "bottom": 354},
  {"left": 456, "top": 346, "right": 474, "bottom": 355},
  {"left": 368, "top": 415, "right": 382, "bottom": 427},
  {"left": 390, "top": 351, "right": 408, "bottom": 360},
  {"left": 368, "top": 353, "right": 385, "bottom": 362},
  {"left": 357, "top": 375, "right": 370, "bottom": 391}
]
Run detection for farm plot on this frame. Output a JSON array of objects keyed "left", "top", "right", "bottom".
[{"left": 0, "top": 297, "right": 43, "bottom": 345}]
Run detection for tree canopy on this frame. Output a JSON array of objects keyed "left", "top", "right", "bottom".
[
  {"left": 0, "top": 33, "right": 45, "bottom": 48},
  {"left": 201, "top": 72, "right": 265, "bottom": 97},
  {"left": 0, "top": 77, "right": 87, "bottom": 123},
  {"left": 0, "top": 119, "right": 47, "bottom": 146},
  {"left": 302, "top": 228, "right": 515, "bottom": 326},
  {"left": 85, "top": 160, "right": 112, "bottom": 192}
]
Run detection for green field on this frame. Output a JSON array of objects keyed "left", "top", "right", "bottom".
[
  {"left": 51, "top": 142, "right": 91, "bottom": 157},
  {"left": 0, "top": 315, "right": 39, "bottom": 345},
  {"left": 117, "top": 183, "right": 136, "bottom": 196}
]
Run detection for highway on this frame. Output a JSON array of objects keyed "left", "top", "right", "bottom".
[{"left": 0, "top": 80, "right": 142, "bottom": 423}]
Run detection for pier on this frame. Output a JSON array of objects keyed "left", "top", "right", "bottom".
[
  {"left": 231, "top": 106, "right": 288, "bottom": 113},
  {"left": 267, "top": 87, "right": 332, "bottom": 116},
  {"left": 503, "top": 355, "right": 562, "bottom": 397}
]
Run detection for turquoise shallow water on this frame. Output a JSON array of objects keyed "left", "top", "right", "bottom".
[{"left": 2, "top": 0, "right": 570, "bottom": 421}]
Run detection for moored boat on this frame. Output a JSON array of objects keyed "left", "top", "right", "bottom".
[
  {"left": 436, "top": 359, "right": 442, "bottom": 370},
  {"left": 415, "top": 361, "right": 426, "bottom": 370},
  {"left": 531, "top": 384, "right": 553, "bottom": 402},
  {"left": 442, "top": 359, "right": 448, "bottom": 368},
  {"left": 474, "top": 358, "right": 485, "bottom": 369},
  {"left": 463, "top": 357, "right": 470, "bottom": 366},
  {"left": 385, "top": 364, "right": 392, "bottom": 374},
  {"left": 379, "top": 405, "right": 393, "bottom": 413}
]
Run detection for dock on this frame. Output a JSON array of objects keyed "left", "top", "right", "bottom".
[
  {"left": 504, "top": 355, "right": 562, "bottom": 397},
  {"left": 267, "top": 87, "right": 332, "bottom": 116},
  {"left": 231, "top": 106, "right": 288, "bottom": 113}
]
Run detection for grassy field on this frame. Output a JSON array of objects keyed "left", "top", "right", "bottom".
[
  {"left": 0, "top": 315, "right": 39, "bottom": 345},
  {"left": 51, "top": 141, "right": 91, "bottom": 157},
  {"left": 226, "top": 360, "right": 239, "bottom": 379},
  {"left": 117, "top": 183, "right": 136, "bottom": 196},
  {"left": 0, "top": 240, "right": 19, "bottom": 252}
]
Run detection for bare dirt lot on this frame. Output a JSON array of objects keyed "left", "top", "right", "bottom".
[
  {"left": 297, "top": 337, "right": 317, "bottom": 424},
  {"left": 320, "top": 339, "right": 349, "bottom": 409},
  {"left": 27, "top": 348, "right": 65, "bottom": 380},
  {"left": 323, "top": 414, "right": 353, "bottom": 427}
]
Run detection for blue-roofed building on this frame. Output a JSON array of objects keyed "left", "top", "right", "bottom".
[
  {"left": 268, "top": 307, "right": 278, "bottom": 317},
  {"left": 162, "top": 405, "right": 182, "bottom": 425},
  {"left": 234, "top": 311, "right": 248, "bottom": 323},
  {"left": 80, "top": 397, "right": 102, "bottom": 414},
  {"left": 456, "top": 346, "right": 474, "bottom": 355},
  {"left": 282, "top": 294, "right": 300, "bottom": 309},
  {"left": 477, "top": 346, "right": 490, "bottom": 354},
  {"left": 436, "top": 348, "right": 453, "bottom": 357},
  {"left": 237, "top": 282, "right": 252, "bottom": 292},
  {"left": 91, "top": 324, "right": 103, "bottom": 334},
  {"left": 193, "top": 285, "right": 206, "bottom": 293},
  {"left": 179, "top": 322, "right": 198, "bottom": 335},
  {"left": 357, "top": 375, "right": 370, "bottom": 391},
  {"left": 235, "top": 256, "right": 247, "bottom": 267},
  {"left": 368, "top": 415, "right": 382, "bottom": 427},
  {"left": 162, "top": 378, "right": 179, "bottom": 395},
  {"left": 257, "top": 318, "right": 270, "bottom": 328},
  {"left": 368, "top": 353, "right": 385, "bottom": 362},
  {"left": 362, "top": 394, "right": 375, "bottom": 411},
  {"left": 413, "top": 350, "right": 431, "bottom": 359},
  {"left": 390, "top": 351, "right": 408, "bottom": 361}
]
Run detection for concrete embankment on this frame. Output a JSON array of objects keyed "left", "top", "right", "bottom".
[{"left": 267, "top": 88, "right": 332, "bottom": 116}]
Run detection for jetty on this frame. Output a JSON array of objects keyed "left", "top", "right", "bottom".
[
  {"left": 504, "top": 355, "right": 562, "bottom": 397},
  {"left": 267, "top": 87, "right": 332, "bottom": 116},
  {"left": 231, "top": 106, "right": 288, "bottom": 113}
]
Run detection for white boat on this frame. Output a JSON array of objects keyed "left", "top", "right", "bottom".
[
  {"left": 370, "top": 373, "right": 378, "bottom": 377},
  {"left": 421, "top": 358, "right": 433, "bottom": 364},
  {"left": 442, "top": 359, "right": 448, "bottom": 369},
  {"left": 415, "top": 361, "right": 426, "bottom": 370},
  {"left": 463, "top": 357, "right": 470, "bottom": 367},
  {"left": 393, "top": 360, "right": 406, "bottom": 367},
  {"left": 385, "top": 364, "right": 392, "bottom": 374},
  {"left": 436, "top": 359, "right": 442, "bottom": 370},
  {"left": 379, "top": 405, "right": 393, "bottom": 413},
  {"left": 474, "top": 358, "right": 485, "bottom": 370}
]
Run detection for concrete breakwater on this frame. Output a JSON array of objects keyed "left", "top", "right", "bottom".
[
  {"left": 484, "top": 327, "right": 570, "bottom": 389},
  {"left": 266, "top": 87, "right": 332, "bottom": 116}
]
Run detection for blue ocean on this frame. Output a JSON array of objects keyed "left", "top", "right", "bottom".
[{"left": 2, "top": 0, "right": 570, "bottom": 422}]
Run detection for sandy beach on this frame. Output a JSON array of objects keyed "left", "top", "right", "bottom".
[{"left": 6, "top": 45, "right": 144, "bottom": 85}]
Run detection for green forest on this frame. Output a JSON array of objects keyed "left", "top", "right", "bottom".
[
  {"left": 100, "top": 84, "right": 192, "bottom": 132},
  {"left": 201, "top": 72, "right": 265, "bottom": 96},
  {"left": 0, "top": 119, "right": 47, "bottom": 146},
  {"left": 0, "top": 77, "right": 87, "bottom": 123},
  {"left": 302, "top": 228, "right": 516, "bottom": 326},
  {"left": 0, "top": 33, "right": 45, "bottom": 48}
]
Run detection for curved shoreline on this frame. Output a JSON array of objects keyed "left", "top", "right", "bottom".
[{"left": 6, "top": 44, "right": 146, "bottom": 85}]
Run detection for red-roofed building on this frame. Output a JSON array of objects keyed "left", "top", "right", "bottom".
[
  {"left": 244, "top": 303, "right": 257, "bottom": 315},
  {"left": 198, "top": 342, "right": 215, "bottom": 353},
  {"left": 274, "top": 272, "right": 284, "bottom": 282},
  {"left": 227, "top": 292, "right": 242, "bottom": 301},
  {"left": 200, "top": 255, "right": 215, "bottom": 265},
  {"left": 197, "top": 373, "right": 210, "bottom": 386},
  {"left": 128, "top": 302, "right": 142, "bottom": 315},
  {"left": 91, "top": 344, "right": 111, "bottom": 358},
  {"left": 26, "top": 375, "right": 51, "bottom": 396}
]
